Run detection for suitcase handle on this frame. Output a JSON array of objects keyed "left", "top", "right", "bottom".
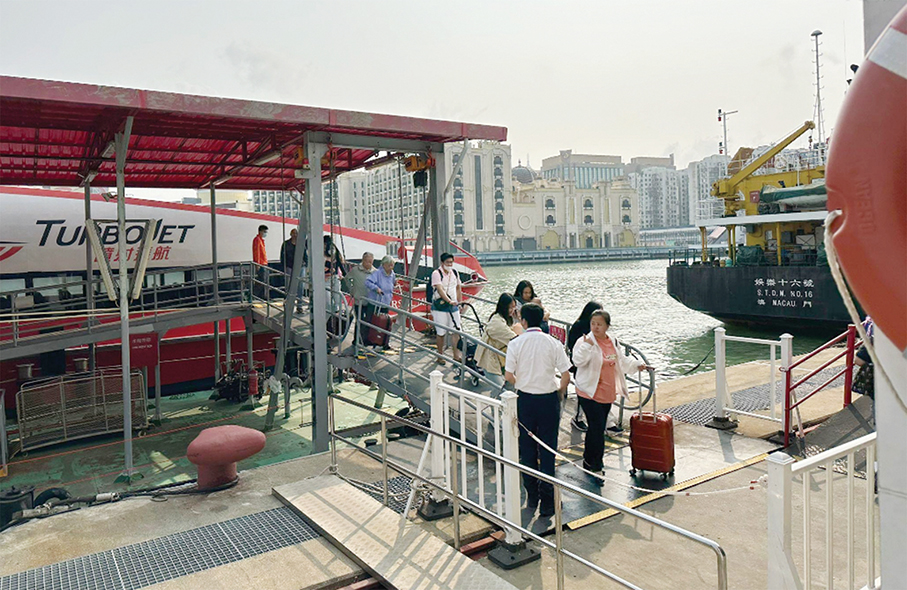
[{"left": 637, "top": 368, "right": 657, "bottom": 421}]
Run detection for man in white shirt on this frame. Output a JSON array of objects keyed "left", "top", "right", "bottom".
[
  {"left": 505, "top": 303, "right": 571, "bottom": 517},
  {"left": 431, "top": 253, "right": 463, "bottom": 364}
]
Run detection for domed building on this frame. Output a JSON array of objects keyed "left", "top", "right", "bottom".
[{"left": 511, "top": 160, "right": 538, "bottom": 185}]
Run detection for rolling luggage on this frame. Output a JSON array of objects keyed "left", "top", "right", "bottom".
[
  {"left": 368, "top": 313, "right": 394, "bottom": 347},
  {"left": 629, "top": 374, "right": 674, "bottom": 479}
]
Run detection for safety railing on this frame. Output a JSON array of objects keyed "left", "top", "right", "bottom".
[
  {"left": 783, "top": 325, "right": 859, "bottom": 446},
  {"left": 15, "top": 369, "right": 147, "bottom": 453},
  {"left": 426, "top": 371, "right": 523, "bottom": 546},
  {"left": 0, "top": 262, "right": 247, "bottom": 347},
  {"left": 709, "top": 327, "right": 792, "bottom": 430},
  {"left": 328, "top": 391, "right": 729, "bottom": 590},
  {"left": 767, "top": 434, "right": 878, "bottom": 590}
]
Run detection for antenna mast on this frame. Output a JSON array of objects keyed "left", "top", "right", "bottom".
[{"left": 811, "top": 30, "right": 825, "bottom": 144}]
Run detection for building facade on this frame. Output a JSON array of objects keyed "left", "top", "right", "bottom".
[
  {"left": 510, "top": 175, "right": 639, "bottom": 250},
  {"left": 446, "top": 141, "right": 512, "bottom": 253},
  {"left": 250, "top": 189, "right": 301, "bottom": 219},
  {"left": 540, "top": 150, "right": 624, "bottom": 189}
]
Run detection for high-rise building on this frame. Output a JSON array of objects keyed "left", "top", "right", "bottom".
[
  {"left": 250, "top": 190, "right": 300, "bottom": 218},
  {"left": 629, "top": 166, "right": 690, "bottom": 229},
  {"left": 686, "top": 154, "right": 729, "bottom": 223},
  {"left": 540, "top": 150, "right": 624, "bottom": 189},
  {"left": 625, "top": 155, "right": 675, "bottom": 175}
]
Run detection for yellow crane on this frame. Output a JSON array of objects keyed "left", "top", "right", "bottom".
[{"left": 711, "top": 120, "right": 816, "bottom": 213}]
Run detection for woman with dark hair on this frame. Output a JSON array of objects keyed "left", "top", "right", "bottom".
[
  {"left": 475, "top": 293, "right": 523, "bottom": 389},
  {"left": 323, "top": 235, "right": 347, "bottom": 313},
  {"left": 567, "top": 301, "right": 604, "bottom": 432},
  {"left": 514, "top": 280, "right": 550, "bottom": 331},
  {"left": 572, "top": 310, "right": 649, "bottom": 474}
]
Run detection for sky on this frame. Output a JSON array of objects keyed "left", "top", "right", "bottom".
[{"left": 0, "top": 0, "right": 866, "bottom": 197}]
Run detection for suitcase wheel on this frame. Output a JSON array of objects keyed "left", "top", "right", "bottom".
[
  {"left": 661, "top": 472, "right": 669, "bottom": 480},
  {"left": 471, "top": 376, "right": 480, "bottom": 387},
  {"left": 629, "top": 468, "right": 637, "bottom": 477}
]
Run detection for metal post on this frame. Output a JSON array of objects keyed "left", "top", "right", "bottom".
[
  {"left": 433, "top": 148, "right": 450, "bottom": 265},
  {"left": 381, "top": 415, "right": 389, "bottom": 506},
  {"left": 706, "top": 327, "right": 735, "bottom": 430},
  {"left": 429, "top": 163, "right": 442, "bottom": 268},
  {"left": 305, "top": 138, "right": 330, "bottom": 451},
  {"left": 226, "top": 319, "right": 232, "bottom": 365},
  {"left": 210, "top": 185, "right": 218, "bottom": 303},
  {"left": 554, "top": 485, "right": 565, "bottom": 590},
  {"left": 781, "top": 333, "right": 794, "bottom": 447},
  {"left": 115, "top": 116, "right": 135, "bottom": 481},
  {"left": 154, "top": 333, "right": 162, "bottom": 423},
  {"left": 328, "top": 393, "right": 337, "bottom": 473},
  {"left": 1, "top": 393, "right": 8, "bottom": 478},
  {"left": 450, "top": 443, "right": 461, "bottom": 551},
  {"left": 213, "top": 320, "right": 220, "bottom": 382},
  {"left": 501, "top": 390, "right": 522, "bottom": 544},
  {"left": 429, "top": 370, "right": 446, "bottom": 502},
  {"left": 766, "top": 452, "right": 801, "bottom": 590},
  {"left": 700, "top": 226, "right": 707, "bottom": 263},
  {"left": 843, "top": 324, "right": 855, "bottom": 406}
]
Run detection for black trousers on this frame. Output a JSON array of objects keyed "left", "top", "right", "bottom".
[
  {"left": 517, "top": 391, "right": 560, "bottom": 507},
  {"left": 578, "top": 396, "right": 612, "bottom": 472},
  {"left": 356, "top": 303, "right": 374, "bottom": 345}
]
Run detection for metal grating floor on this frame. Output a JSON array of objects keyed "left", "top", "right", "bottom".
[
  {"left": 663, "top": 365, "right": 848, "bottom": 426},
  {"left": 0, "top": 477, "right": 412, "bottom": 590}
]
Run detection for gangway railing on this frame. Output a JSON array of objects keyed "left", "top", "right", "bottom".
[
  {"left": 708, "top": 327, "right": 792, "bottom": 431},
  {"left": 328, "top": 391, "right": 729, "bottom": 590},
  {"left": 0, "top": 262, "right": 247, "bottom": 347},
  {"left": 0, "top": 392, "right": 8, "bottom": 478},
  {"left": 767, "top": 434, "right": 879, "bottom": 589},
  {"left": 783, "top": 325, "right": 859, "bottom": 446}
]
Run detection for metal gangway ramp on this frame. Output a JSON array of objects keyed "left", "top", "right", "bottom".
[{"left": 274, "top": 475, "right": 518, "bottom": 590}]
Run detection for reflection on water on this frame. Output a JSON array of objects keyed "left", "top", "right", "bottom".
[{"left": 476, "top": 259, "right": 826, "bottom": 378}]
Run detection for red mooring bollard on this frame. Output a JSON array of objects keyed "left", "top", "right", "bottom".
[{"left": 187, "top": 425, "right": 266, "bottom": 490}]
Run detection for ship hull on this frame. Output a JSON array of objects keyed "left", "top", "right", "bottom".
[{"left": 666, "top": 263, "right": 852, "bottom": 332}]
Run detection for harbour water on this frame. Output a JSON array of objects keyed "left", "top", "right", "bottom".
[{"left": 475, "top": 259, "right": 827, "bottom": 379}]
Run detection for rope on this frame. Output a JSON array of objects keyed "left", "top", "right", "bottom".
[
  {"left": 516, "top": 419, "right": 765, "bottom": 497},
  {"left": 824, "top": 210, "right": 902, "bottom": 411}
]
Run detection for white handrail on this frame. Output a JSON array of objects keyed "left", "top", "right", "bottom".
[{"left": 767, "top": 433, "right": 878, "bottom": 590}]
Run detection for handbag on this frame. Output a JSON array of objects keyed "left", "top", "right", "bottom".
[
  {"left": 431, "top": 298, "right": 457, "bottom": 313},
  {"left": 851, "top": 363, "right": 874, "bottom": 398}
]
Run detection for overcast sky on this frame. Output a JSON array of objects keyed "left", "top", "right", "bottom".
[{"left": 1, "top": 0, "right": 865, "bottom": 178}]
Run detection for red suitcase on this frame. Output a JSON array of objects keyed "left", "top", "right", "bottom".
[
  {"left": 368, "top": 313, "right": 395, "bottom": 347},
  {"left": 629, "top": 378, "right": 675, "bottom": 479}
]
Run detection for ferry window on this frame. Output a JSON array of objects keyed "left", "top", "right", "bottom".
[{"left": 0, "top": 278, "right": 26, "bottom": 293}]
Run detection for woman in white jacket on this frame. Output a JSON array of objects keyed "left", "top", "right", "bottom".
[{"left": 571, "top": 310, "right": 648, "bottom": 473}]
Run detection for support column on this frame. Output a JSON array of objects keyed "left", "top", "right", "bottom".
[
  {"left": 114, "top": 116, "right": 136, "bottom": 482},
  {"left": 211, "top": 186, "right": 220, "bottom": 382},
  {"left": 154, "top": 332, "right": 162, "bottom": 424},
  {"left": 433, "top": 148, "right": 450, "bottom": 264},
  {"left": 305, "top": 139, "right": 329, "bottom": 451},
  {"left": 84, "top": 182, "right": 96, "bottom": 376},
  {"left": 700, "top": 226, "right": 707, "bottom": 263},
  {"left": 429, "top": 164, "right": 442, "bottom": 268}
]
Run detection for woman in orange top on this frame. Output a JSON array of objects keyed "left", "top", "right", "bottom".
[{"left": 571, "top": 310, "right": 648, "bottom": 473}]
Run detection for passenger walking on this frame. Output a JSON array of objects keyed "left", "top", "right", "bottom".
[
  {"left": 514, "top": 280, "right": 550, "bottom": 333},
  {"left": 505, "top": 303, "right": 571, "bottom": 517},
  {"left": 572, "top": 310, "right": 648, "bottom": 474},
  {"left": 279, "top": 228, "right": 306, "bottom": 310},
  {"left": 346, "top": 252, "right": 376, "bottom": 344},
  {"left": 431, "top": 253, "right": 462, "bottom": 364},
  {"left": 365, "top": 256, "right": 396, "bottom": 350},
  {"left": 567, "top": 301, "right": 604, "bottom": 432},
  {"left": 323, "top": 235, "right": 346, "bottom": 314},
  {"left": 475, "top": 293, "right": 523, "bottom": 390},
  {"left": 252, "top": 225, "right": 268, "bottom": 299}
]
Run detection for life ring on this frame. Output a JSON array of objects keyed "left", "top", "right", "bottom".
[{"left": 826, "top": 5, "right": 906, "bottom": 351}]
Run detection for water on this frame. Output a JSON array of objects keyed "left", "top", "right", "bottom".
[{"left": 472, "top": 259, "right": 827, "bottom": 378}]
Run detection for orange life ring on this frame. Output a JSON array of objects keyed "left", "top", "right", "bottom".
[{"left": 826, "top": 5, "right": 907, "bottom": 351}]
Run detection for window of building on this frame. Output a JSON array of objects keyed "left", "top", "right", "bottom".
[
  {"left": 546, "top": 214, "right": 555, "bottom": 226},
  {"left": 454, "top": 178, "right": 463, "bottom": 189},
  {"left": 454, "top": 201, "right": 464, "bottom": 212},
  {"left": 495, "top": 201, "right": 504, "bottom": 212},
  {"left": 493, "top": 155, "right": 503, "bottom": 166},
  {"left": 622, "top": 215, "right": 631, "bottom": 224},
  {"left": 584, "top": 199, "right": 593, "bottom": 209},
  {"left": 494, "top": 190, "right": 503, "bottom": 201},
  {"left": 622, "top": 199, "right": 631, "bottom": 208},
  {"left": 494, "top": 178, "right": 503, "bottom": 189},
  {"left": 545, "top": 198, "right": 555, "bottom": 210},
  {"left": 454, "top": 189, "right": 463, "bottom": 200},
  {"left": 584, "top": 215, "right": 593, "bottom": 225}
]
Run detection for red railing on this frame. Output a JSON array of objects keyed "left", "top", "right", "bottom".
[{"left": 782, "top": 324, "right": 859, "bottom": 446}]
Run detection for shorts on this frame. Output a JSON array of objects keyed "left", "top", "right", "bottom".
[{"left": 432, "top": 309, "right": 461, "bottom": 336}]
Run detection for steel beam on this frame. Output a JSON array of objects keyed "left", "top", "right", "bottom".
[
  {"left": 305, "top": 132, "right": 443, "bottom": 156},
  {"left": 306, "top": 138, "right": 329, "bottom": 451},
  {"left": 433, "top": 146, "right": 451, "bottom": 264}
]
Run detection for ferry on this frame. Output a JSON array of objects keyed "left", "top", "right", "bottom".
[
  {"left": 0, "top": 186, "right": 487, "bottom": 396},
  {"left": 666, "top": 121, "right": 853, "bottom": 332}
]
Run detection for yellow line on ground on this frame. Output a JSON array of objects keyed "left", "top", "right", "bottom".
[{"left": 565, "top": 452, "right": 769, "bottom": 530}]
